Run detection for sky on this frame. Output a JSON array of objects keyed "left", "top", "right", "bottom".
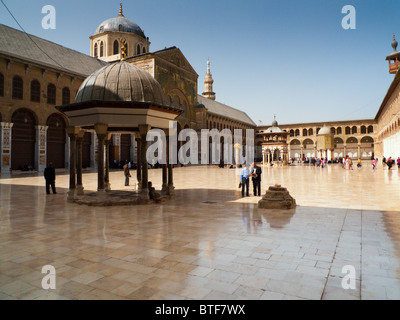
[{"left": 1, "top": 0, "right": 399, "bottom": 126}]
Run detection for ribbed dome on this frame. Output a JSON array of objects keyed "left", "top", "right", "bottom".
[
  {"left": 265, "top": 126, "right": 283, "bottom": 133},
  {"left": 75, "top": 61, "right": 168, "bottom": 106},
  {"left": 95, "top": 15, "right": 146, "bottom": 39},
  {"left": 318, "top": 126, "right": 332, "bottom": 135}
]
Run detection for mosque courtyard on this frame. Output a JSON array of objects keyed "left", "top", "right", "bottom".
[{"left": 0, "top": 163, "right": 400, "bottom": 300}]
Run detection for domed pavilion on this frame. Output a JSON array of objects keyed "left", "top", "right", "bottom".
[
  {"left": 57, "top": 58, "right": 182, "bottom": 203},
  {"left": 259, "top": 116, "right": 289, "bottom": 166}
]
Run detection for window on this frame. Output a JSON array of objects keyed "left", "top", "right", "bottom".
[
  {"left": 361, "top": 126, "right": 366, "bottom": 134},
  {"left": 330, "top": 127, "right": 335, "bottom": 135},
  {"left": 308, "top": 128, "right": 313, "bottom": 136},
  {"left": 290, "top": 130, "right": 294, "bottom": 137},
  {"left": 113, "top": 40, "right": 119, "bottom": 55},
  {"left": 352, "top": 126, "right": 357, "bottom": 134},
  {"left": 47, "top": 83, "right": 56, "bottom": 104},
  {"left": 119, "top": 24, "right": 123, "bottom": 32},
  {"left": 12, "top": 76, "right": 23, "bottom": 99},
  {"left": 94, "top": 43, "right": 98, "bottom": 57},
  {"left": 345, "top": 127, "right": 351, "bottom": 135},
  {"left": 367, "top": 125, "right": 374, "bottom": 133},
  {"left": 0, "top": 73, "right": 4, "bottom": 96},
  {"left": 100, "top": 41, "right": 104, "bottom": 57},
  {"left": 137, "top": 44, "right": 141, "bottom": 55},
  {"left": 62, "top": 87, "right": 70, "bottom": 105},
  {"left": 337, "top": 127, "right": 342, "bottom": 135},
  {"left": 30, "top": 80, "right": 40, "bottom": 102},
  {"left": 303, "top": 129, "right": 307, "bottom": 136},
  {"left": 143, "top": 47, "right": 146, "bottom": 54}
]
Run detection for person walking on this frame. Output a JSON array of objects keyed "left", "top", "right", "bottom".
[
  {"left": 251, "top": 162, "right": 262, "bottom": 196},
  {"left": 123, "top": 161, "right": 131, "bottom": 186},
  {"left": 397, "top": 157, "right": 400, "bottom": 169},
  {"left": 240, "top": 164, "right": 250, "bottom": 197},
  {"left": 372, "top": 158, "right": 378, "bottom": 170},
  {"left": 44, "top": 162, "right": 56, "bottom": 194}
]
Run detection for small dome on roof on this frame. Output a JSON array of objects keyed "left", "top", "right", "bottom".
[
  {"left": 75, "top": 61, "right": 168, "bottom": 106},
  {"left": 318, "top": 126, "right": 332, "bottom": 135},
  {"left": 265, "top": 126, "right": 283, "bottom": 133}
]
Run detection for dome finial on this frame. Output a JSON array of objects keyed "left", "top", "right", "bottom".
[
  {"left": 119, "top": 3, "right": 124, "bottom": 16},
  {"left": 392, "top": 34, "right": 398, "bottom": 52},
  {"left": 272, "top": 114, "right": 278, "bottom": 127},
  {"left": 120, "top": 38, "right": 127, "bottom": 61}
]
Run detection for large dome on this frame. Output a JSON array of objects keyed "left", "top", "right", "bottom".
[
  {"left": 95, "top": 15, "right": 146, "bottom": 39},
  {"left": 75, "top": 61, "right": 168, "bottom": 106}
]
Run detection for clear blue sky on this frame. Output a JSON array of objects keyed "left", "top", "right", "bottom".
[{"left": 1, "top": 0, "right": 398, "bottom": 125}]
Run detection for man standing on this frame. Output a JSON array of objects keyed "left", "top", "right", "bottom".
[
  {"left": 240, "top": 164, "right": 250, "bottom": 197},
  {"left": 251, "top": 162, "right": 262, "bottom": 196},
  {"left": 44, "top": 162, "right": 56, "bottom": 195},
  {"left": 123, "top": 161, "right": 131, "bottom": 186}
]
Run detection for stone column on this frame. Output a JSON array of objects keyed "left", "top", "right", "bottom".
[
  {"left": 343, "top": 144, "right": 347, "bottom": 158},
  {"left": 130, "top": 134, "right": 135, "bottom": 164},
  {"left": 135, "top": 133, "right": 142, "bottom": 190},
  {"left": 162, "top": 129, "right": 168, "bottom": 194},
  {"left": 139, "top": 125, "right": 151, "bottom": 199},
  {"left": 167, "top": 133, "right": 175, "bottom": 196},
  {"left": 104, "top": 133, "right": 112, "bottom": 191},
  {"left": 91, "top": 131, "right": 98, "bottom": 169},
  {"left": 314, "top": 145, "right": 317, "bottom": 158},
  {"left": 234, "top": 143, "right": 241, "bottom": 168},
  {"left": 262, "top": 151, "right": 265, "bottom": 166},
  {"left": 0, "top": 122, "right": 14, "bottom": 174},
  {"left": 66, "top": 126, "right": 80, "bottom": 201},
  {"left": 76, "top": 130, "right": 85, "bottom": 196},
  {"left": 357, "top": 144, "right": 361, "bottom": 159},
  {"left": 35, "top": 125, "right": 48, "bottom": 172},
  {"left": 95, "top": 124, "right": 108, "bottom": 195}
]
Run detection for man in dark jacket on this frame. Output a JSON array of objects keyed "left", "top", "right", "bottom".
[
  {"left": 44, "top": 162, "right": 56, "bottom": 194},
  {"left": 251, "top": 162, "right": 262, "bottom": 196}
]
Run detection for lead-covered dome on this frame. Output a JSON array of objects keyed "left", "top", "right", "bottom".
[
  {"left": 95, "top": 12, "right": 146, "bottom": 39},
  {"left": 318, "top": 126, "right": 332, "bottom": 135},
  {"left": 75, "top": 61, "right": 168, "bottom": 106}
]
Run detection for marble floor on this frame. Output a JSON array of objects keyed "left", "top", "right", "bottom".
[{"left": 0, "top": 164, "right": 400, "bottom": 300}]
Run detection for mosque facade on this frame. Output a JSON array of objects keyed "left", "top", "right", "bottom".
[{"left": 0, "top": 6, "right": 399, "bottom": 174}]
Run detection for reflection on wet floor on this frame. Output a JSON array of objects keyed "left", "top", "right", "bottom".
[{"left": 0, "top": 165, "right": 400, "bottom": 300}]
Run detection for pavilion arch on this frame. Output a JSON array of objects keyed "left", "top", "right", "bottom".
[
  {"left": 11, "top": 108, "right": 38, "bottom": 170},
  {"left": 346, "top": 137, "right": 358, "bottom": 144},
  {"left": 360, "top": 136, "right": 374, "bottom": 143},
  {"left": 46, "top": 113, "right": 67, "bottom": 168}
]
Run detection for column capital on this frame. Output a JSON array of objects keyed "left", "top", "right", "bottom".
[
  {"left": 0, "top": 122, "right": 14, "bottom": 129},
  {"left": 66, "top": 126, "right": 80, "bottom": 137},
  {"left": 94, "top": 123, "right": 108, "bottom": 135},
  {"left": 138, "top": 124, "right": 151, "bottom": 136},
  {"left": 77, "top": 130, "right": 85, "bottom": 141}
]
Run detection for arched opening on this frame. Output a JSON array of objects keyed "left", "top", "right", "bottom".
[
  {"left": 330, "top": 127, "right": 335, "bottom": 135},
  {"left": 0, "top": 72, "right": 4, "bottom": 97},
  {"left": 62, "top": 87, "right": 70, "bottom": 105},
  {"left": 12, "top": 76, "right": 23, "bottom": 100},
  {"left": 360, "top": 136, "right": 374, "bottom": 143},
  {"left": 302, "top": 128, "right": 308, "bottom": 136},
  {"left": 295, "top": 129, "right": 300, "bottom": 136},
  {"left": 100, "top": 41, "right": 104, "bottom": 57},
  {"left": 308, "top": 128, "right": 313, "bottom": 136},
  {"left": 351, "top": 126, "right": 357, "bottom": 134},
  {"left": 337, "top": 127, "right": 342, "bottom": 135},
  {"left": 290, "top": 129, "right": 294, "bottom": 137},
  {"left": 361, "top": 126, "right": 367, "bottom": 134},
  {"left": 46, "top": 114, "right": 66, "bottom": 168},
  {"left": 82, "top": 132, "right": 92, "bottom": 168},
  {"left": 345, "top": 126, "right": 351, "bottom": 135},
  {"left": 113, "top": 40, "right": 119, "bottom": 55},
  {"left": 137, "top": 44, "right": 141, "bottom": 55},
  {"left": 346, "top": 137, "right": 358, "bottom": 144},
  {"left": 143, "top": 47, "right": 146, "bottom": 54},
  {"left": 30, "top": 80, "right": 41, "bottom": 102},
  {"left": 11, "top": 109, "right": 36, "bottom": 170},
  {"left": 367, "top": 125, "right": 374, "bottom": 133},
  {"left": 47, "top": 83, "right": 56, "bottom": 104},
  {"left": 120, "top": 134, "right": 132, "bottom": 163},
  {"left": 94, "top": 43, "right": 98, "bottom": 57}
]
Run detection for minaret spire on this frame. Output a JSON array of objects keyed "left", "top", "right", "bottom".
[
  {"left": 202, "top": 59, "right": 216, "bottom": 100},
  {"left": 119, "top": 3, "right": 124, "bottom": 16}
]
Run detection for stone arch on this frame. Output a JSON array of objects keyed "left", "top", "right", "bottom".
[
  {"left": 290, "top": 139, "right": 301, "bottom": 146},
  {"left": 337, "top": 127, "right": 342, "bottom": 135},
  {"left": 290, "top": 129, "right": 294, "bottom": 137},
  {"left": 302, "top": 128, "right": 308, "bottom": 136},
  {"left": 302, "top": 138, "right": 314, "bottom": 146},
  {"left": 361, "top": 125, "right": 367, "bottom": 134},
  {"left": 334, "top": 137, "right": 344, "bottom": 144},
  {"left": 351, "top": 126, "right": 357, "bottom": 134},
  {"left": 360, "top": 136, "right": 373, "bottom": 143},
  {"left": 346, "top": 137, "right": 358, "bottom": 144},
  {"left": 295, "top": 129, "right": 300, "bottom": 136},
  {"left": 308, "top": 128, "right": 313, "bottom": 136},
  {"left": 367, "top": 125, "right": 373, "bottom": 133},
  {"left": 345, "top": 126, "right": 351, "bottom": 135},
  {"left": 11, "top": 108, "right": 37, "bottom": 170}
]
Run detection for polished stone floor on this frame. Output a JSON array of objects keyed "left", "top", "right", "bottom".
[{"left": 0, "top": 164, "right": 400, "bottom": 300}]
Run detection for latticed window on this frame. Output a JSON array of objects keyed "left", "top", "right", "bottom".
[
  {"left": 113, "top": 40, "right": 119, "bottom": 55},
  {"left": 30, "top": 80, "right": 40, "bottom": 102},
  {"left": 12, "top": 76, "right": 23, "bottom": 99},
  {"left": 47, "top": 83, "right": 56, "bottom": 104}
]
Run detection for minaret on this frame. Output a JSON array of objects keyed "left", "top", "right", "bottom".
[
  {"left": 202, "top": 59, "right": 216, "bottom": 100},
  {"left": 386, "top": 34, "right": 400, "bottom": 74}
]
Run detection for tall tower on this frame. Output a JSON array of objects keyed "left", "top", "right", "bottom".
[
  {"left": 386, "top": 34, "right": 400, "bottom": 74},
  {"left": 202, "top": 59, "right": 216, "bottom": 100}
]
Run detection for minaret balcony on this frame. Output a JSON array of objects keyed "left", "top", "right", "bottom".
[{"left": 389, "top": 60, "right": 400, "bottom": 74}]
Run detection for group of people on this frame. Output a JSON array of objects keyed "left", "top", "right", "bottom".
[
  {"left": 382, "top": 157, "right": 400, "bottom": 170},
  {"left": 240, "top": 162, "right": 262, "bottom": 197}
]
